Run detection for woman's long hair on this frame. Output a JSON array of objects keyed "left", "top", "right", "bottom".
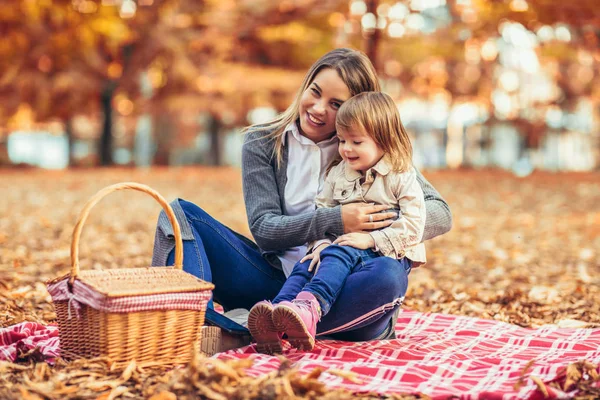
[
  {"left": 243, "top": 48, "right": 380, "bottom": 166},
  {"left": 336, "top": 92, "right": 413, "bottom": 173}
]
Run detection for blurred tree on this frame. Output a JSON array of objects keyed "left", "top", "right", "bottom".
[
  {"left": 2, "top": 0, "right": 599, "bottom": 167},
  {"left": 0, "top": 0, "right": 210, "bottom": 165}
]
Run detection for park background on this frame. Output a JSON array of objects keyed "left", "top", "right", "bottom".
[
  {"left": 1, "top": 1, "right": 600, "bottom": 399},
  {"left": 1, "top": 0, "right": 599, "bottom": 172}
]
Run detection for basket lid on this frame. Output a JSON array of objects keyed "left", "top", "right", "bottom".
[{"left": 49, "top": 267, "right": 214, "bottom": 297}]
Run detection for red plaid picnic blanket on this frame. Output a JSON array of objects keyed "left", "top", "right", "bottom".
[
  {"left": 0, "top": 322, "right": 59, "bottom": 363},
  {"left": 2, "top": 310, "right": 599, "bottom": 399},
  {"left": 215, "top": 309, "right": 600, "bottom": 399}
]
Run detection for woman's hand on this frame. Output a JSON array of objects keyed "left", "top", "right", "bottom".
[
  {"left": 300, "top": 243, "right": 329, "bottom": 274},
  {"left": 341, "top": 203, "right": 396, "bottom": 233},
  {"left": 333, "top": 233, "right": 375, "bottom": 249}
]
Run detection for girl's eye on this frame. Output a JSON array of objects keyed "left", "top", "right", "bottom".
[
  {"left": 311, "top": 88, "right": 320, "bottom": 96},
  {"left": 353, "top": 141, "right": 362, "bottom": 145},
  {"left": 339, "top": 140, "right": 346, "bottom": 144}
]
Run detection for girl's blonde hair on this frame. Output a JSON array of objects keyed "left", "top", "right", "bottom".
[
  {"left": 243, "top": 48, "right": 380, "bottom": 166},
  {"left": 336, "top": 92, "right": 413, "bottom": 172}
]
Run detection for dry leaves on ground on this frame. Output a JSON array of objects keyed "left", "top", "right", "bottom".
[{"left": 1, "top": 167, "right": 599, "bottom": 399}]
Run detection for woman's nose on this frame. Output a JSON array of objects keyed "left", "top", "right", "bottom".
[{"left": 312, "top": 100, "right": 326, "bottom": 115}]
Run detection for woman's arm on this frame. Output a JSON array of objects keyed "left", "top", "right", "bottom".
[
  {"left": 415, "top": 167, "right": 452, "bottom": 241},
  {"left": 242, "top": 131, "right": 343, "bottom": 251}
]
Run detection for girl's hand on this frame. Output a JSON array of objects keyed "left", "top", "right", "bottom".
[
  {"left": 333, "top": 233, "right": 375, "bottom": 249},
  {"left": 300, "top": 243, "right": 329, "bottom": 273},
  {"left": 341, "top": 203, "right": 396, "bottom": 233}
]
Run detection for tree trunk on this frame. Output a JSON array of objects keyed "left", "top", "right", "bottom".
[
  {"left": 153, "top": 113, "right": 172, "bottom": 166},
  {"left": 208, "top": 114, "right": 222, "bottom": 166},
  {"left": 100, "top": 83, "right": 116, "bottom": 166},
  {"left": 364, "top": 0, "right": 380, "bottom": 70},
  {"left": 64, "top": 118, "right": 74, "bottom": 167}
]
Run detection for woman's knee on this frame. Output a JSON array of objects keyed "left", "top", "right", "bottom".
[
  {"left": 372, "top": 257, "right": 409, "bottom": 296},
  {"left": 178, "top": 199, "right": 211, "bottom": 221}
]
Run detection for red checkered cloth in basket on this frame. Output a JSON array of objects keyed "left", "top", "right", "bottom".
[
  {"left": 216, "top": 309, "right": 600, "bottom": 400},
  {"left": 0, "top": 322, "right": 59, "bottom": 363},
  {"left": 47, "top": 279, "right": 211, "bottom": 317}
]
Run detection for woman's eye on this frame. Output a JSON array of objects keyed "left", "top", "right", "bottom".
[
  {"left": 331, "top": 102, "right": 341, "bottom": 110},
  {"left": 311, "top": 88, "right": 320, "bottom": 96}
]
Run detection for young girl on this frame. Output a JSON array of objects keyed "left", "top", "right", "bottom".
[{"left": 248, "top": 92, "right": 426, "bottom": 352}]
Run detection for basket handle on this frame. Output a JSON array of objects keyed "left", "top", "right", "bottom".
[{"left": 70, "top": 182, "right": 183, "bottom": 282}]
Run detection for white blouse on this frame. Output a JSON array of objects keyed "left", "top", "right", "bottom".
[{"left": 278, "top": 122, "right": 339, "bottom": 277}]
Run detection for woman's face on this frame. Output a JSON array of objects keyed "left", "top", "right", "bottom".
[{"left": 298, "top": 68, "right": 351, "bottom": 143}]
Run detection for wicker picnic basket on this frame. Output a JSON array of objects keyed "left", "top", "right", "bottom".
[{"left": 46, "top": 182, "right": 214, "bottom": 367}]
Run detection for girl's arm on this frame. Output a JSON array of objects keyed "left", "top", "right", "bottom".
[
  {"left": 242, "top": 131, "right": 343, "bottom": 251},
  {"left": 415, "top": 167, "right": 452, "bottom": 241},
  {"left": 369, "top": 169, "right": 426, "bottom": 258}
]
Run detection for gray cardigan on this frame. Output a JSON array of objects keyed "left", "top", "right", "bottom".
[{"left": 152, "top": 128, "right": 452, "bottom": 269}]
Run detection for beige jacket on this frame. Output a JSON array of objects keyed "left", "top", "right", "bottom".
[{"left": 311, "top": 158, "right": 427, "bottom": 267}]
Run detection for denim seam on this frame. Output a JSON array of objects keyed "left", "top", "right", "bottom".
[
  {"left": 187, "top": 215, "right": 282, "bottom": 282},
  {"left": 190, "top": 230, "right": 205, "bottom": 279},
  {"left": 318, "top": 297, "right": 404, "bottom": 336}
]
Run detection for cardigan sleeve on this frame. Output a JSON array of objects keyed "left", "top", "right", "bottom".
[
  {"left": 242, "top": 130, "right": 344, "bottom": 252},
  {"left": 415, "top": 167, "right": 453, "bottom": 241}
]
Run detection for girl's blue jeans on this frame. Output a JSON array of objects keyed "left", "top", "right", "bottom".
[
  {"left": 273, "top": 245, "right": 411, "bottom": 320},
  {"left": 157, "top": 200, "right": 411, "bottom": 341}
]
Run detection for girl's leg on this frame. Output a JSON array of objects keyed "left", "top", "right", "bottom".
[
  {"left": 271, "top": 245, "right": 362, "bottom": 351},
  {"left": 273, "top": 245, "right": 362, "bottom": 310},
  {"left": 155, "top": 199, "right": 286, "bottom": 311},
  {"left": 316, "top": 256, "right": 411, "bottom": 341},
  {"left": 300, "top": 245, "right": 362, "bottom": 315},
  {"left": 249, "top": 259, "right": 313, "bottom": 354},
  {"left": 272, "top": 259, "right": 313, "bottom": 303}
]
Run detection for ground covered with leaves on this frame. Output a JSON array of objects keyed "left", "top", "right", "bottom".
[{"left": 1, "top": 167, "right": 599, "bottom": 399}]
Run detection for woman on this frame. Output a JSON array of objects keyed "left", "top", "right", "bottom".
[{"left": 152, "top": 48, "right": 452, "bottom": 343}]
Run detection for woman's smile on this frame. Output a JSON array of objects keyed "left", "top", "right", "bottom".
[{"left": 306, "top": 112, "right": 325, "bottom": 126}]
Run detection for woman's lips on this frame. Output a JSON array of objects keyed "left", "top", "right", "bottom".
[{"left": 307, "top": 112, "right": 325, "bottom": 126}]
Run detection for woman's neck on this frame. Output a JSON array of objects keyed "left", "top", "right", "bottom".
[{"left": 297, "top": 121, "right": 336, "bottom": 144}]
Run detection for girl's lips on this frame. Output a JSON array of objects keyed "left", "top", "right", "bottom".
[{"left": 306, "top": 112, "right": 325, "bottom": 126}]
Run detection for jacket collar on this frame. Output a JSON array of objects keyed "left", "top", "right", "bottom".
[{"left": 344, "top": 157, "right": 392, "bottom": 181}]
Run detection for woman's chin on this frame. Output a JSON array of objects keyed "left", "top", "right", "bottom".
[{"left": 299, "top": 120, "right": 333, "bottom": 142}]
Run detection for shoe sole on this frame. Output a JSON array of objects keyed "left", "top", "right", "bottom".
[
  {"left": 247, "top": 303, "right": 282, "bottom": 354},
  {"left": 272, "top": 304, "right": 315, "bottom": 351}
]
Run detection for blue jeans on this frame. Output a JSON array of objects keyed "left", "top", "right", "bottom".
[
  {"left": 273, "top": 246, "right": 406, "bottom": 317},
  {"left": 156, "top": 199, "right": 411, "bottom": 341}
]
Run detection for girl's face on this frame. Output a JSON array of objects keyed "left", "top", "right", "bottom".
[
  {"left": 337, "top": 126, "right": 384, "bottom": 174},
  {"left": 298, "top": 68, "right": 351, "bottom": 143}
]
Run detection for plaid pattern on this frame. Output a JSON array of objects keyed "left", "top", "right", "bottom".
[
  {"left": 47, "top": 279, "right": 212, "bottom": 315},
  {"left": 216, "top": 309, "right": 600, "bottom": 399},
  {"left": 3, "top": 310, "right": 598, "bottom": 399},
  {"left": 0, "top": 322, "right": 59, "bottom": 363}
]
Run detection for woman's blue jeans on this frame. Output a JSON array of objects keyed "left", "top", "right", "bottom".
[{"left": 155, "top": 199, "right": 411, "bottom": 341}]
